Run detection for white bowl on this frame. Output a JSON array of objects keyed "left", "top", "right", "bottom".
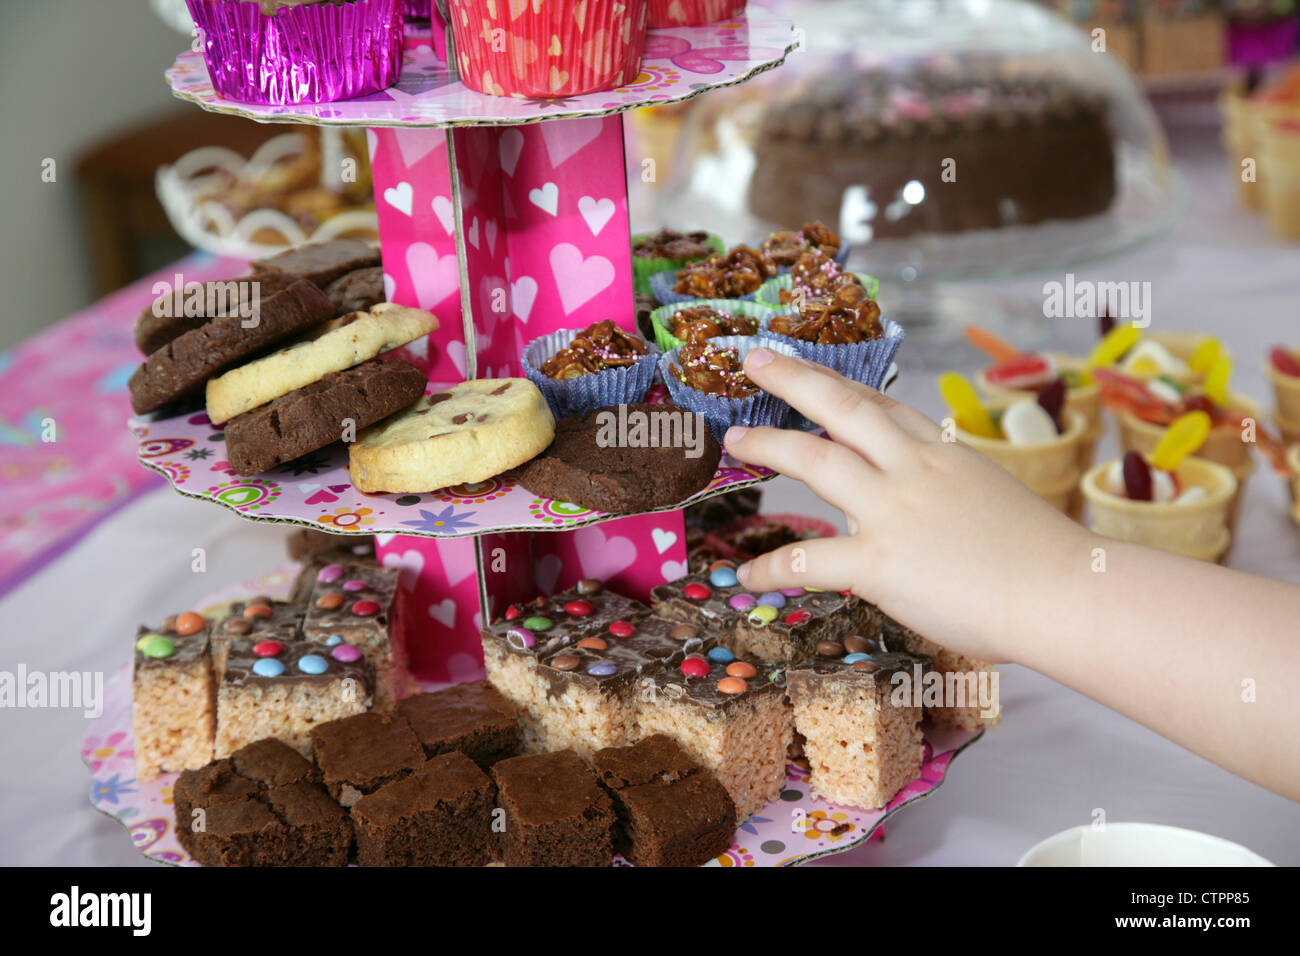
[{"left": 1017, "top": 823, "right": 1274, "bottom": 867}]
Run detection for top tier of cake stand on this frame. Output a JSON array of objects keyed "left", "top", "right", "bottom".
[{"left": 165, "top": 9, "right": 798, "bottom": 128}]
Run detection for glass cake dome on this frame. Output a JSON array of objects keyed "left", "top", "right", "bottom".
[{"left": 642, "top": 0, "right": 1181, "bottom": 286}]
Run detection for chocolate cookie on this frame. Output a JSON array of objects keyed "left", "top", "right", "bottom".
[
  {"left": 252, "top": 239, "right": 380, "bottom": 288},
  {"left": 129, "top": 279, "right": 336, "bottom": 415},
  {"left": 224, "top": 358, "right": 427, "bottom": 476},
  {"left": 325, "top": 266, "right": 385, "bottom": 314},
  {"left": 134, "top": 272, "right": 302, "bottom": 356},
  {"left": 515, "top": 403, "right": 721, "bottom": 514}
]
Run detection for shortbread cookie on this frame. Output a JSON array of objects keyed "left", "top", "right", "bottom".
[
  {"left": 515, "top": 403, "right": 720, "bottom": 514},
  {"left": 205, "top": 303, "right": 438, "bottom": 424},
  {"left": 349, "top": 378, "right": 555, "bottom": 493},
  {"left": 129, "top": 279, "right": 336, "bottom": 415},
  {"left": 252, "top": 238, "right": 380, "bottom": 288},
  {"left": 225, "top": 358, "right": 427, "bottom": 476}
]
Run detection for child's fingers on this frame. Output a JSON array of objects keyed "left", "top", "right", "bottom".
[
  {"left": 723, "top": 425, "right": 876, "bottom": 516},
  {"left": 742, "top": 350, "right": 918, "bottom": 466},
  {"left": 737, "top": 536, "right": 862, "bottom": 594},
  {"left": 809, "top": 365, "right": 942, "bottom": 443}
]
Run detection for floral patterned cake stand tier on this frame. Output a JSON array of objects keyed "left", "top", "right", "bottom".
[
  {"left": 165, "top": 11, "right": 797, "bottom": 128},
  {"left": 84, "top": 569, "right": 982, "bottom": 868},
  {"left": 128, "top": 407, "right": 779, "bottom": 537}
]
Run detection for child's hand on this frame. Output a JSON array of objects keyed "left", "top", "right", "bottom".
[{"left": 724, "top": 348, "right": 1093, "bottom": 664}]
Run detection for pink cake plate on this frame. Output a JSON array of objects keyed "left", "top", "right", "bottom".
[
  {"left": 165, "top": 10, "right": 797, "bottom": 128},
  {"left": 83, "top": 566, "right": 982, "bottom": 867}
]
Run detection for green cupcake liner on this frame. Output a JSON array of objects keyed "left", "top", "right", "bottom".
[
  {"left": 648, "top": 298, "right": 778, "bottom": 352},
  {"left": 755, "top": 271, "right": 881, "bottom": 309},
  {"left": 631, "top": 231, "right": 726, "bottom": 297}
]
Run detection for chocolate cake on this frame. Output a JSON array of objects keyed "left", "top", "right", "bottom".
[{"left": 749, "top": 63, "right": 1116, "bottom": 239}]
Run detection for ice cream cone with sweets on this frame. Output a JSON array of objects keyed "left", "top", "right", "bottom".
[
  {"left": 940, "top": 372, "right": 1088, "bottom": 518},
  {"left": 1266, "top": 346, "right": 1300, "bottom": 444},
  {"left": 1286, "top": 444, "right": 1300, "bottom": 526},
  {"left": 1094, "top": 356, "right": 1285, "bottom": 533},
  {"left": 1121, "top": 330, "right": 1232, "bottom": 387},
  {"left": 969, "top": 319, "right": 1141, "bottom": 470},
  {"left": 1082, "top": 412, "right": 1237, "bottom": 564}
]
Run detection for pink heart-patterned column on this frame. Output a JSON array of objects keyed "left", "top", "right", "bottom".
[
  {"left": 487, "top": 114, "right": 688, "bottom": 605},
  {"left": 449, "top": 126, "right": 511, "bottom": 380},
  {"left": 367, "top": 126, "right": 465, "bottom": 388},
  {"left": 369, "top": 124, "right": 485, "bottom": 682}
]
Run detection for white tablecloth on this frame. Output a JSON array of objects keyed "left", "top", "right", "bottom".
[{"left": 2, "top": 127, "right": 1297, "bottom": 867}]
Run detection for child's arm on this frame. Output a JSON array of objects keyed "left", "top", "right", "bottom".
[{"left": 724, "top": 348, "right": 1300, "bottom": 802}]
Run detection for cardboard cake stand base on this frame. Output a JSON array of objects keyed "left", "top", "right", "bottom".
[{"left": 366, "top": 116, "right": 685, "bottom": 681}]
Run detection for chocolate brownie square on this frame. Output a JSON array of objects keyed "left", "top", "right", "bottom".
[
  {"left": 173, "top": 758, "right": 261, "bottom": 844},
  {"left": 593, "top": 734, "right": 735, "bottom": 866},
  {"left": 260, "top": 782, "right": 353, "bottom": 866},
  {"left": 309, "top": 711, "right": 425, "bottom": 807},
  {"left": 491, "top": 750, "right": 616, "bottom": 867},
  {"left": 185, "top": 799, "right": 287, "bottom": 868},
  {"left": 352, "top": 752, "right": 497, "bottom": 866},
  {"left": 395, "top": 682, "right": 519, "bottom": 768},
  {"left": 617, "top": 776, "right": 735, "bottom": 867},
  {"left": 229, "top": 737, "right": 321, "bottom": 788},
  {"left": 592, "top": 733, "right": 700, "bottom": 790}
]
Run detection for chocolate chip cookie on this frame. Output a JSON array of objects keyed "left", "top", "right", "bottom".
[{"left": 348, "top": 378, "right": 554, "bottom": 493}]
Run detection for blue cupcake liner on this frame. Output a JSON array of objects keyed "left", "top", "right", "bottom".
[
  {"left": 762, "top": 316, "right": 905, "bottom": 392},
  {"left": 522, "top": 327, "right": 659, "bottom": 419},
  {"left": 659, "top": 335, "right": 799, "bottom": 443},
  {"left": 755, "top": 271, "right": 881, "bottom": 310},
  {"left": 648, "top": 267, "right": 760, "bottom": 307}
]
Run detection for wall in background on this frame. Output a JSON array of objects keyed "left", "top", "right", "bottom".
[{"left": 0, "top": 0, "right": 183, "bottom": 350}]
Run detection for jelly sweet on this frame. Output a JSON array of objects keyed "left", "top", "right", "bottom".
[
  {"left": 1270, "top": 346, "right": 1300, "bottom": 378},
  {"left": 1122, "top": 450, "right": 1153, "bottom": 501},
  {"left": 1150, "top": 411, "right": 1211, "bottom": 472},
  {"left": 939, "top": 372, "right": 997, "bottom": 438}
]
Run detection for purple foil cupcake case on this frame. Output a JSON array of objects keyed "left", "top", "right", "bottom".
[{"left": 185, "top": 0, "right": 405, "bottom": 105}]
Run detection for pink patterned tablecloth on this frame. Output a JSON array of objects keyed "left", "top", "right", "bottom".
[{"left": 0, "top": 252, "right": 249, "bottom": 596}]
